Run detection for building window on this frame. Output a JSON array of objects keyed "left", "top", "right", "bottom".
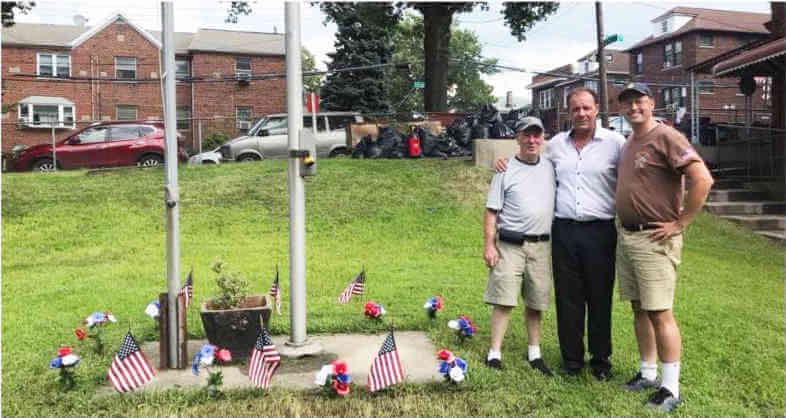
[
  {"left": 538, "top": 89, "right": 553, "bottom": 109},
  {"left": 699, "top": 33, "right": 714, "bottom": 47},
  {"left": 235, "top": 57, "right": 251, "bottom": 77},
  {"left": 634, "top": 53, "right": 643, "bottom": 73},
  {"left": 664, "top": 40, "right": 682, "bottom": 68},
  {"left": 37, "top": 53, "right": 70, "bottom": 77},
  {"left": 698, "top": 80, "right": 714, "bottom": 95},
  {"left": 584, "top": 80, "right": 599, "bottom": 92},
  {"left": 116, "top": 105, "right": 138, "bottom": 120},
  {"left": 606, "top": 54, "right": 613, "bottom": 62},
  {"left": 661, "top": 20, "right": 668, "bottom": 33},
  {"left": 17, "top": 102, "right": 75, "bottom": 128},
  {"left": 115, "top": 57, "right": 137, "bottom": 80},
  {"left": 563, "top": 88, "right": 568, "bottom": 109},
  {"left": 175, "top": 58, "right": 190, "bottom": 80},
  {"left": 177, "top": 106, "right": 191, "bottom": 130},
  {"left": 236, "top": 106, "right": 252, "bottom": 129},
  {"left": 661, "top": 87, "right": 685, "bottom": 110}
]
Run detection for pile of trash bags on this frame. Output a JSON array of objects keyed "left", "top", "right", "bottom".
[{"left": 352, "top": 104, "right": 528, "bottom": 159}]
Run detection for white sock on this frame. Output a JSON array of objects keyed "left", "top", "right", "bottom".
[
  {"left": 487, "top": 349, "right": 501, "bottom": 361},
  {"left": 640, "top": 360, "right": 658, "bottom": 381},
  {"left": 528, "top": 345, "right": 541, "bottom": 361},
  {"left": 660, "top": 361, "right": 680, "bottom": 398}
]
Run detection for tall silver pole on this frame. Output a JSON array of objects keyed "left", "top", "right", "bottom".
[
  {"left": 161, "top": 1, "right": 180, "bottom": 368},
  {"left": 285, "top": 1, "right": 307, "bottom": 346},
  {"left": 690, "top": 71, "right": 696, "bottom": 143}
]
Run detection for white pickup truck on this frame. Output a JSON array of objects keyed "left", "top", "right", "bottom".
[{"left": 219, "top": 112, "right": 363, "bottom": 162}]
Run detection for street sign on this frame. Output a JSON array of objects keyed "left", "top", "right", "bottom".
[
  {"left": 602, "top": 33, "right": 623, "bottom": 47},
  {"left": 413, "top": 81, "right": 425, "bottom": 89}
]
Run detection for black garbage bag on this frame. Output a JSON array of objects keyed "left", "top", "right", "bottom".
[
  {"left": 416, "top": 127, "right": 439, "bottom": 157},
  {"left": 447, "top": 118, "right": 472, "bottom": 147},
  {"left": 352, "top": 135, "right": 374, "bottom": 158},
  {"left": 480, "top": 104, "right": 502, "bottom": 124},
  {"left": 490, "top": 120, "right": 515, "bottom": 139},
  {"left": 471, "top": 123, "right": 490, "bottom": 140},
  {"left": 365, "top": 143, "right": 384, "bottom": 159},
  {"left": 377, "top": 126, "right": 406, "bottom": 158},
  {"left": 504, "top": 108, "right": 523, "bottom": 130}
]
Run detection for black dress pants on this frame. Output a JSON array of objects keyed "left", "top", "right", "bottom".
[{"left": 552, "top": 218, "right": 617, "bottom": 372}]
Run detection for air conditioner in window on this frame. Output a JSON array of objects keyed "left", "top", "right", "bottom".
[
  {"left": 238, "top": 120, "right": 252, "bottom": 130},
  {"left": 236, "top": 73, "right": 251, "bottom": 85}
]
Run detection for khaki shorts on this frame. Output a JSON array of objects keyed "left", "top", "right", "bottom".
[
  {"left": 484, "top": 238, "right": 553, "bottom": 310},
  {"left": 616, "top": 225, "right": 683, "bottom": 311}
]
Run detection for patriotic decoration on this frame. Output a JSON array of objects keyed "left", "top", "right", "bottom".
[
  {"left": 367, "top": 331, "right": 404, "bottom": 392},
  {"left": 337, "top": 269, "right": 365, "bottom": 304},
  {"left": 192, "top": 343, "right": 232, "bottom": 397},
  {"left": 177, "top": 269, "right": 194, "bottom": 308},
  {"left": 363, "top": 301, "right": 386, "bottom": 319},
  {"left": 248, "top": 328, "right": 280, "bottom": 389},
  {"left": 76, "top": 310, "right": 117, "bottom": 354},
  {"left": 423, "top": 296, "right": 443, "bottom": 319},
  {"left": 315, "top": 360, "right": 352, "bottom": 396},
  {"left": 107, "top": 332, "right": 154, "bottom": 393},
  {"left": 144, "top": 300, "right": 161, "bottom": 319},
  {"left": 49, "top": 346, "right": 80, "bottom": 390},
  {"left": 269, "top": 266, "right": 281, "bottom": 315},
  {"left": 447, "top": 315, "right": 476, "bottom": 341},
  {"left": 437, "top": 349, "right": 467, "bottom": 384}
]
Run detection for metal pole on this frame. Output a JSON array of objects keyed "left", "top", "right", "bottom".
[
  {"left": 285, "top": 1, "right": 307, "bottom": 346},
  {"left": 51, "top": 126, "right": 56, "bottom": 171},
  {"left": 198, "top": 119, "right": 203, "bottom": 155},
  {"left": 161, "top": 1, "right": 180, "bottom": 368},
  {"left": 311, "top": 92, "right": 317, "bottom": 136},
  {"left": 595, "top": 2, "right": 609, "bottom": 128},
  {"left": 690, "top": 71, "right": 696, "bottom": 143}
]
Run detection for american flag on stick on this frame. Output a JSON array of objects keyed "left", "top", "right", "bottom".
[
  {"left": 337, "top": 269, "right": 365, "bottom": 304},
  {"left": 367, "top": 330, "right": 405, "bottom": 392},
  {"left": 248, "top": 328, "right": 281, "bottom": 389},
  {"left": 269, "top": 265, "right": 281, "bottom": 315},
  {"left": 107, "top": 332, "right": 155, "bottom": 393},
  {"left": 177, "top": 269, "right": 193, "bottom": 308}
]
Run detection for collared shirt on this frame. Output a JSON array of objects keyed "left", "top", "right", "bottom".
[{"left": 546, "top": 126, "right": 626, "bottom": 221}]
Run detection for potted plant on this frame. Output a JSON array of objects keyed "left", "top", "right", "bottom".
[{"left": 200, "top": 261, "right": 272, "bottom": 358}]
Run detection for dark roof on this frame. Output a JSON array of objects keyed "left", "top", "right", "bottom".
[
  {"left": 714, "top": 36, "right": 786, "bottom": 76},
  {"left": 626, "top": 7, "right": 770, "bottom": 51}
]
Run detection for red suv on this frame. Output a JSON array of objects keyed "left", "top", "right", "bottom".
[{"left": 7, "top": 122, "right": 187, "bottom": 172}]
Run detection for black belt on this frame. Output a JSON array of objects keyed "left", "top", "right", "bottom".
[
  {"left": 498, "top": 229, "right": 550, "bottom": 245},
  {"left": 554, "top": 217, "right": 614, "bottom": 225},
  {"left": 622, "top": 223, "right": 658, "bottom": 232}
]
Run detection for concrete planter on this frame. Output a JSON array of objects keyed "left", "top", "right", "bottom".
[{"left": 200, "top": 294, "right": 272, "bottom": 358}]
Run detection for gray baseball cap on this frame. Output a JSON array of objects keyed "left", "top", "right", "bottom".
[{"left": 514, "top": 116, "right": 544, "bottom": 133}]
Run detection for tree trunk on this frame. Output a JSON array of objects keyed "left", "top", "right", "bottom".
[{"left": 420, "top": 5, "right": 454, "bottom": 112}]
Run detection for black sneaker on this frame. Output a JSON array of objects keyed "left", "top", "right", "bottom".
[
  {"left": 528, "top": 358, "right": 553, "bottom": 377},
  {"left": 624, "top": 372, "right": 661, "bottom": 391},
  {"left": 591, "top": 367, "right": 612, "bottom": 381},
  {"left": 646, "top": 387, "right": 681, "bottom": 412},
  {"left": 485, "top": 358, "right": 503, "bottom": 370}
]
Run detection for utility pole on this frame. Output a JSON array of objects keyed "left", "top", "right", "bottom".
[
  {"left": 161, "top": 1, "right": 181, "bottom": 368},
  {"left": 595, "top": 1, "right": 609, "bottom": 128}
]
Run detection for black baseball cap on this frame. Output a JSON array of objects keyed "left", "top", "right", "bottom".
[{"left": 618, "top": 82, "right": 653, "bottom": 102}]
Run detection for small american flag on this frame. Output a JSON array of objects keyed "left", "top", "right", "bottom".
[
  {"left": 337, "top": 269, "right": 365, "bottom": 304},
  {"left": 248, "top": 328, "right": 280, "bottom": 389},
  {"left": 107, "top": 332, "right": 154, "bottom": 393},
  {"left": 367, "top": 330, "right": 404, "bottom": 392},
  {"left": 177, "top": 269, "right": 193, "bottom": 308},
  {"left": 269, "top": 266, "right": 281, "bottom": 315}
]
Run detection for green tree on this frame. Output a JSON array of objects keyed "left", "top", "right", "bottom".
[
  {"left": 2, "top": 1, "right": 35, "bottom": 27},
  {"left": 390, "top": 14, "right": 498, "bottom": 114},
  {"left": 317, "top": 3, "right": 400, "bottom": 114},
  {"left": 301, "top": 47, "right": 321, "bottom": 93}
]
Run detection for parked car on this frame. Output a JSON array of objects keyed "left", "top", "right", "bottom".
[
  {"left": 219, "top": 112, "right": 363, "bottom": 162},
  {"left": 188, "top": 147, "right": 222, "bottom": 164},
  {"left": 597, "top": 116, "right": 633, "bottom": 137},
  {"left": 6, "top": 122, "right": 187, "bottom": 172}
]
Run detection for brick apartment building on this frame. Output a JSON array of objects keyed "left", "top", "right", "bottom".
[
  {"left": 528, "top": 49, "right": 630, "bottom": 136},
  {"left": 1, "top": 13, "right": 287, "bottom": 152},
  {"left": 626, "top": 7, "right": 771, "bottom": 126}
]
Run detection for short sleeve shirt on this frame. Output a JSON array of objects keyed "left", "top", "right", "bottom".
[
  {"left": 486, "top": 156, "right": 556, "bottom": 235},
  {"left": 616, "top": 124, "right": 703, "bottom": 225}
]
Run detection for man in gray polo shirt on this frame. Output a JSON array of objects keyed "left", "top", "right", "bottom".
[{"left": 483, "top": 117, "right": 556, "bottom": 376}]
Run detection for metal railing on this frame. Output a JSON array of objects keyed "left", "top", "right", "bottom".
[{"left": 698, "top": 124, "right": 785, "bottom": 182}]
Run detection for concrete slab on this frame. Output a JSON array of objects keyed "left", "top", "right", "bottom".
[{"left": 94, "top": 332, "right": 441, "bottom": 396}]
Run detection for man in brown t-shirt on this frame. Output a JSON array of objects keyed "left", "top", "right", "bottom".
[{"left": 615, "top": 83, "right": 714, "bottom": 412}]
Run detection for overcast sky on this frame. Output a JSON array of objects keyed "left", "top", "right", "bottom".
[{"left": 12, "top": 1, "right": 771, "bottom": 105}]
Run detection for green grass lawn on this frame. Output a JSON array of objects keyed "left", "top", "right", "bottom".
[{"left": 2, "top": 159, "right": 783, "bottom": 416}]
